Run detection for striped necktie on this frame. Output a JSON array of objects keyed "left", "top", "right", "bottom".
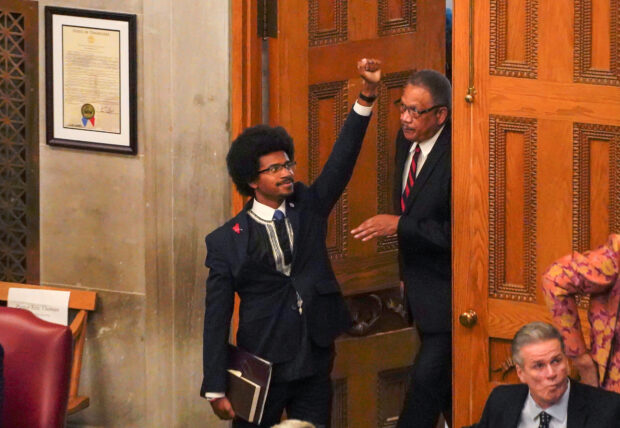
[{"left": 401, "top": 144, "right": 422, "bottom": 212}]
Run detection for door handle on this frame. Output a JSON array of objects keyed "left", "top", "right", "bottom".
[{"left": 459, "top": 309, "right": 478, "bottom": 328}]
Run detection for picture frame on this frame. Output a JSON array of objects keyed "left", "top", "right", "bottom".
[{"left": 45, "top": 7, "right": 137, "bottom": 154}]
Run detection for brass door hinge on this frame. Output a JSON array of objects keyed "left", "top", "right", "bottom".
[{"left": 257, "top": 0, "right": 277, "bottom": 39}]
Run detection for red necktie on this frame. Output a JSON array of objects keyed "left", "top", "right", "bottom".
[{"left": 401, "top": 145, "right": 421, "bottom": 212}]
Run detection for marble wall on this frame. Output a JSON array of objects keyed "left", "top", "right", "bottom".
[{"left": 37, "top": 0, "right": 231, "bottom": 426}]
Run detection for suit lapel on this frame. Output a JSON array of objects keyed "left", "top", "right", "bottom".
[
  {"left": 237, "top": 197, "right": 300, "bottom": 268},
  {"left": 505, "top": 386, "right": 529, "bottom": 428},
  {"left": 404, "top": 125, "right": 450, "bottom": 213},
  {"left": 286, "top": 198, "right": 300, "bottom": 258},
  {"left": 567, "top": 381, "right": 588, "bottom": 428},
  {"left": 232, "top": 205, "right": 251, "bottom": 265},
  {"left": 394, "top": 131, "right": 412, "bottom": 213}
]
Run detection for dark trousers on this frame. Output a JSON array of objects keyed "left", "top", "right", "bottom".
[
  {"left": 396, "top": 331, "right": 452, "bottom": 428},
  {"left": 233, "top": 370, "right": 332, "bottom": 428}
]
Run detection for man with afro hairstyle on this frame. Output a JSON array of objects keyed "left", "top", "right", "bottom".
[{"left": 201, "top": 59, "right": 381, "bottom": 428}]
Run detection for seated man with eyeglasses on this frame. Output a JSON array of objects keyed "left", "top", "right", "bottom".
[{"left": 201, "top": 58, "right": 382, "bottom": 428}]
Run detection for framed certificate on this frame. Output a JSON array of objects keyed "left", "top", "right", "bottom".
[{"left": 45, "top": 7, "right": 137, "bottom": 154}]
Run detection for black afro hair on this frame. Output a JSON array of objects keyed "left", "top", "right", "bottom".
[{"left": 226, "top": 124, "right": 295, "bottom": 197}]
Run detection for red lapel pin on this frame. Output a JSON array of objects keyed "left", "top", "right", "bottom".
[{"left": 232, "top": 223, "right": 242, "bottom": 234}]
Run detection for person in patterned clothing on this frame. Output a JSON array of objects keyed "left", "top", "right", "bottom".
[{"left": 542, "top": 234, "right": 620, "bottom": 393}]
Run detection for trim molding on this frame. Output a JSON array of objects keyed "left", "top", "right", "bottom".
[{"left": 489, "top": 115, "right": 538, "bottom": 302}]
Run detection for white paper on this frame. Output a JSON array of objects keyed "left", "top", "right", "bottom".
[{"left": 7, "top": 288, "right": 71, "bottom": 326}]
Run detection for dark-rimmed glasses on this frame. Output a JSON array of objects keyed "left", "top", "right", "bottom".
[
  {"left": 395, "top": 100, "right": 446, "bottom": 118},
  {"left": 257, "top": 160, "right": 297, "bottom": 175}
]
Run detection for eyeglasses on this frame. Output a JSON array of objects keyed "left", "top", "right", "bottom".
[
  {"left": 395, "top": 100, "right": 446, "bottom": 118},
  {"left": 257, "top": 160, "right": 297, "bottom": 175}
]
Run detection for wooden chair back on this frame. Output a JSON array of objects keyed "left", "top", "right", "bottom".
[{"left": 0, "top": 281, "right": 96, "bottom": 414}]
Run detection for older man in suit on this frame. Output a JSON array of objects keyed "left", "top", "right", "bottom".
[
  {"left": 474, "top": 322, "right": 620, "bottom": 428},
  {"left": 201, "top": 59, "right": 381, "bottom": 428},
  {"left": 352, "top": 69, "right": 452, "bottom": 427}
]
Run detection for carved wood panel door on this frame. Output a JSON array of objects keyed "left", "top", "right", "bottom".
[
  {"left": 267, "top": 1, "right": 445, "bottom": 427},
  {"left": 452, "top": 0, "right": 620, "bottom": 426},
  {"left": 0, "top": 0, "right": 38, "bottom": 283}
]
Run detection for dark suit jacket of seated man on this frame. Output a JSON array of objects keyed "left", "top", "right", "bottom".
[
  {"left": 201, "top": 60, "right": 382, "bottom": 428},
  {"left": 474, "top": 380, "right": 620, "bottom": 428},
  {"left": 473, "top": 322, "right": 620, "bottom": 428}
]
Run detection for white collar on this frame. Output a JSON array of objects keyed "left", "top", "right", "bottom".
[
  {"left": 250, "top": 198, "right": 287, "bottom": 221},
  {"left": 409, "top": 124, "right": 445, "bottom": 156},
  {"left": 523, "top": 379, "right": 570, "bottom": 424}
]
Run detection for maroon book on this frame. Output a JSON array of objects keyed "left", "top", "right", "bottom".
[{"left": 227, "top": 344, "right": 273, "bottom": 424}]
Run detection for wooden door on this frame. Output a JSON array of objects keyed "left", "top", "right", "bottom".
[
  {"left": 452, "top": 0, "right": 620, "bottom": 426},
  {"left": 266, "top": 1, "right": 445, "bottom": 427}
]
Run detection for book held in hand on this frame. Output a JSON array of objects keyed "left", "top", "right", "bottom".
[
  {"left": 227, "top": 344, "right": 272, "bottom": 424},
  {"left": 227, "top": 369, "right": 261, "bottom": 422}
]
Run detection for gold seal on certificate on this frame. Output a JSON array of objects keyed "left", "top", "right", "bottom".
[
  {"left": 81, "top": 103, "right": 95, "bottom": 127},
  {"left": 81, "top": 103, "right": 95, "bottom": 119}
]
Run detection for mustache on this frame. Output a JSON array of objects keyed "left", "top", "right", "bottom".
[{"left": 277, "top": 176, "right": 294, "bottom": 186}]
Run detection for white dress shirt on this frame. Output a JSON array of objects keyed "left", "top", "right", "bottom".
[
  {"left": 352, "top": 101, "right": 373, "bottom": 117},
  {"left": 250, "top": 198, "right": 287, "bottom": 220},
  {"left": 400, "top": 124, "right": 445, "bottom": 192},
  {"left": 517, "top": 380, "right": 570, "bottom": 428}
]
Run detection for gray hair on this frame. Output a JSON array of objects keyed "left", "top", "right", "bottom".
[
  {"left": 406, "top": 69, "right": 452, "bottom": 114},
  {"left": 271, "top": 420, "right": 316, "bottom": 428},
  {"left": 511, "top": 321, "right": 565, "bottom": 366}
]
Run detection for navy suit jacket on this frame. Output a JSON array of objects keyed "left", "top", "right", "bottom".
[
  {"left": 474, "top": 381, "right": 620, "bottom": 428},
  {"left": 393, "top": 124, "right": 452, "bottom": 333},
  {"left": 201, "top": 107, "right": 371, "bottom": 395}
]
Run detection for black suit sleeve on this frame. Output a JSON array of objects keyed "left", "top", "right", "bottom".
[
  {"left": 397, "top": 209, "right": 451, "bottom": 252},
  {"left": 200, "top": 232, "right": 235, "bottom": 395},
  {"left": 474, "top": 386, "right": 510, "bottom": 428},
  {"left": 472, "top": 384, "right": 526, "bottom": 428},
  {"left": 309, "top": 107, "right": 371, "bottom": 216},
  {"left": 473, "top": 389, "right": 495, "bottom": 428}
]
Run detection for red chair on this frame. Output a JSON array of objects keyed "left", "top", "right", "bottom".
[{"left": 0, "top": 307, "right": 73, "bottom": 428}]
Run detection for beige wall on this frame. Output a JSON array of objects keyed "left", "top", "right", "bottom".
[{"left": 38, "top": 1, "right": 231, "bottom": 426}]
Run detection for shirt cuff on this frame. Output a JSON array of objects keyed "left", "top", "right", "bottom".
[
  {"left": 353, "top": 101, "right": 373, "bottom": 116},
  {"left": 204, "top": 392, "right": 226, "bottom": 401}
]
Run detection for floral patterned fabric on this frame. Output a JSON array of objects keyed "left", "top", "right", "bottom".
[{"left": 542, "top": 234, "right": 620, "bottom": 392}]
